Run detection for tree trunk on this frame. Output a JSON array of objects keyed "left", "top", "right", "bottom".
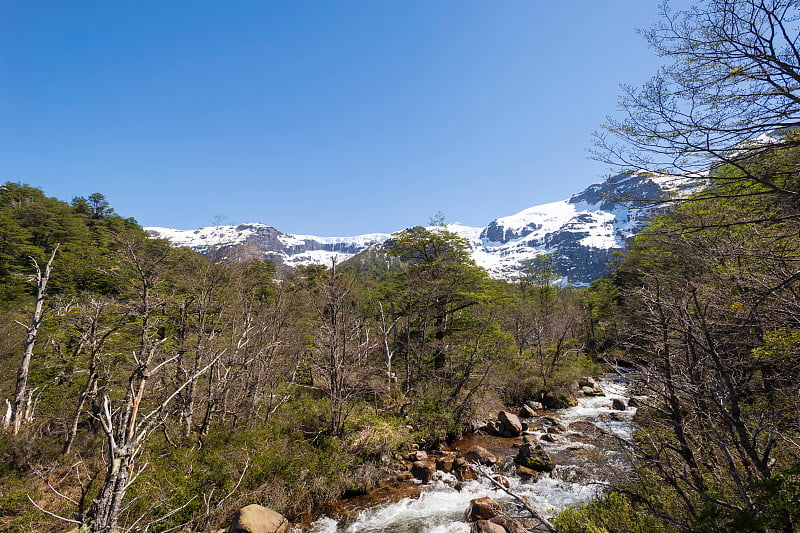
[{"left": 10, "top": 245, "right": 58, "bottom": 436}]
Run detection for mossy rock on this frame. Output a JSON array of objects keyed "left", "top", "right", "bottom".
[{"left": 513, "top": 453, "right": 555, "bottom": 472}]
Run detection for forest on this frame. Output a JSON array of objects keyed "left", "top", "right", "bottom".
[
  {"left": 0, "top": 181, "right": 603, "bottom": 531},
  {"left": 2, "top": 0, "right": 800, "bottom": 532}
]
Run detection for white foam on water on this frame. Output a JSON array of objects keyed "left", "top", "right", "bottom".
[{"left": 309, "top": 468, "right": 602, "bottom": 532}]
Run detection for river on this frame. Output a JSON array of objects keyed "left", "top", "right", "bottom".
[{"left": 306, "top": 376, "right": 635, "bottom": 533}]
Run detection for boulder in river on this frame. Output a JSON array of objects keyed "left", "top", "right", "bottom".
[
  {"left": 470, "top": 520, "right": 506, "bottom": 533},
  {"left": 515, "top": 464, "right": 542, "bottom": 480},
  {"left": 465, "top": 496, "right": 503, "bottom": 521},
  {"left": 568, "top": 420, "right": 601, "bottom": 434},
  {"left": 464, "top": 445, "right": 498, "bottom": 466},
  {"left": 540, "top": 416, "right": 566, "bottom": 432},
  {"left": 493, "top": 474, "right": 511, "bottom": 488},
  {"left": 514, "top": 435, "right": 555, "bottom": 472},
  {"left": 612, "top": 398, "right": 627, "bottom": 411},
  {"left": 490, "top": 516, "right": 531, "bottom": 533},
  {"left": 540, "top": 391, "right": 576, "bottom": 409},
  {"left": 525, "top": 400, "right": 544, "bottom": 411},
  {"left": 519, "top": 404, "right": 537, "bottom": 418},
  {"left": 410, "top": 460, "right": 437, "bottom": 483},
  {"left": 229, "top": 504, "right": 290, "bottom": 533},
  {"left": 498, "top": 411, "right": 523, "bottom": 435},
  {"left": 453, "top": 457, "right": 478, "bottom": 481},
  {"left": 578, "top": 376, "right": 596, "bottom": 388},
  {"left": 436, "top": 455, "right": 455, "bottom": 472}
]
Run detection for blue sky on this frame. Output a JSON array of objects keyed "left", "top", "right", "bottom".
[{"left": 1, "top": 1, "right": 688, "bottom": 235}]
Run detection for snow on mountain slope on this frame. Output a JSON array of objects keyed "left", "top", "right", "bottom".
[
  {"left": 436, "top": 172, "right": 699, "bottom": 283},
  {"left": 146, "top": 172, "right": 701, "bottom": 285},
  {"left": 145, "top": 222, "right": 392, "bottom": 268}
]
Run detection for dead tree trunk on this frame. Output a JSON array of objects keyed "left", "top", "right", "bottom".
[
  {"left": 9, "top": 244, "right": 58, "bottom": 436},
  {"left": 83, "top": 352, "right": 222, "bottom": 532}
]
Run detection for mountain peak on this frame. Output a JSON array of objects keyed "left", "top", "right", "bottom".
[{"left": 146, "top": 172, "right": 699, "bottom": 285}]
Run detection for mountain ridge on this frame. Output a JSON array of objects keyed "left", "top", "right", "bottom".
[{"left": 146, "top": 172, "right": 700, "bottom": 284}]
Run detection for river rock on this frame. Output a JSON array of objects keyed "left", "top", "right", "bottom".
[
  {"left": 540, "top": 433, "right": 558, "bottom": 442},
  {"left": 612, "top": 398, "right": 627, "bottom": 410},
  {"left": 519, "top": 404, "right": 537, "bottom": 418},
  {"left": 540, "top": 416, "right": 566, "bottom": 432},
  {"left": 498, "top": 411, "right": 523, "bottom": 435},
  {"left": 408, "top": 450, "right": 428, "bottom": 461},
  {"left": 493, "top": 474, "right": 511, "bottom": 488},
  {"left": 229, "top": 504, "right": 290, "bottom": 533},
  {"left": 470, "top": 520, "right": 506, "bottom": 533},
  {"left": 436, "top": 456, "right": 455, "bottom": 472},
  {"left": 568, "top": 420, "right": 601, "bottom": 434},
  {"left": 490, "top": 516, "right": 531, "bottom": 533},
  {"left": 514, "top": 435, "right": 555, "bottom": 472},
  {"left": 453, "top": 457, "right": 478, "bottom": 481},
  {"left": 515, "top": 464, "right": 542, "bottom": 480},
  {"left": 410, "top": 460, "right": 437, "bottom": 483},
  {"left": 578, "top": 376, "right": 596, "bottom": 388},
  {"left": 540, "top": 391, "right": 575, "bottom": 409},
  {"left": 465, "top": 496, "right": 503, "bottom": 521},
  {"left": 464, "top": 445, "right": 498, "bottom": 466},
  {"left": 525, "top": 400, "right": 544, "bottom": 411}
]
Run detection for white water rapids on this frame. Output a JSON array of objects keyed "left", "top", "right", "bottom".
[{"left": 306, "top": 377, "right": 635, "bottom": 533}]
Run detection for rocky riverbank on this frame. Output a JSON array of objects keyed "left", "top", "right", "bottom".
[{"left": 298, "top": 374, "right": 635, "bottom": 533}]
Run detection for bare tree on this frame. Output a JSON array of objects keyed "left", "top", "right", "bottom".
[
  {"left": 310, "top": 261, "right": 377, "bottom": 436},
  {"left": 7, "top": 244, "right": 58, "bottom": 436},
  {"left": 62, "top": 297, "right": 130, "bottom": 455},
  {"left": 596, "top": 0, "right": 800, "bottom": 199}
]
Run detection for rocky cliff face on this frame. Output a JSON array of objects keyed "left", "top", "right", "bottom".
[{"left": 146, "top": 172, "right": 700, "bottom": 285}]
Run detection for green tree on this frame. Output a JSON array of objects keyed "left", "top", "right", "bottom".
[{"left": 380, "top": 226, "right": 509, "bottom": 442}]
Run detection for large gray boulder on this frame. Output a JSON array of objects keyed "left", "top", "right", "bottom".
[{"left": 498, "top": 411, "right": 523, "bottom": 436}]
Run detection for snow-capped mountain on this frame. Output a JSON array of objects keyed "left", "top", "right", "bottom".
[
  {"left": 455, "top": 171, "right": 699, "bottom": 283},
  {"left": 146, "top": 172, "right": 700, "bottom": 285},
  {"left": 145, "top": 223, "right": 392, "bottom": 269}
]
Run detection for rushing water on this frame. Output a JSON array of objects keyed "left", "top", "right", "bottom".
[{"left": 305, "top": 376, "right": 634, "bottom": 533}]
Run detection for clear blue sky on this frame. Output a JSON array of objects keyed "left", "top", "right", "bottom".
[{"left": 1, "top": 1, "right": 689, "bottom": 235}]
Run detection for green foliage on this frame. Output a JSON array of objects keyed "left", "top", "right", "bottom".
[
  {"left": 0, "top": 182, "right": 146, "bottom": 303},
  {"left": 555, "top": 490, "right": 667, "bottom": 532}
]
